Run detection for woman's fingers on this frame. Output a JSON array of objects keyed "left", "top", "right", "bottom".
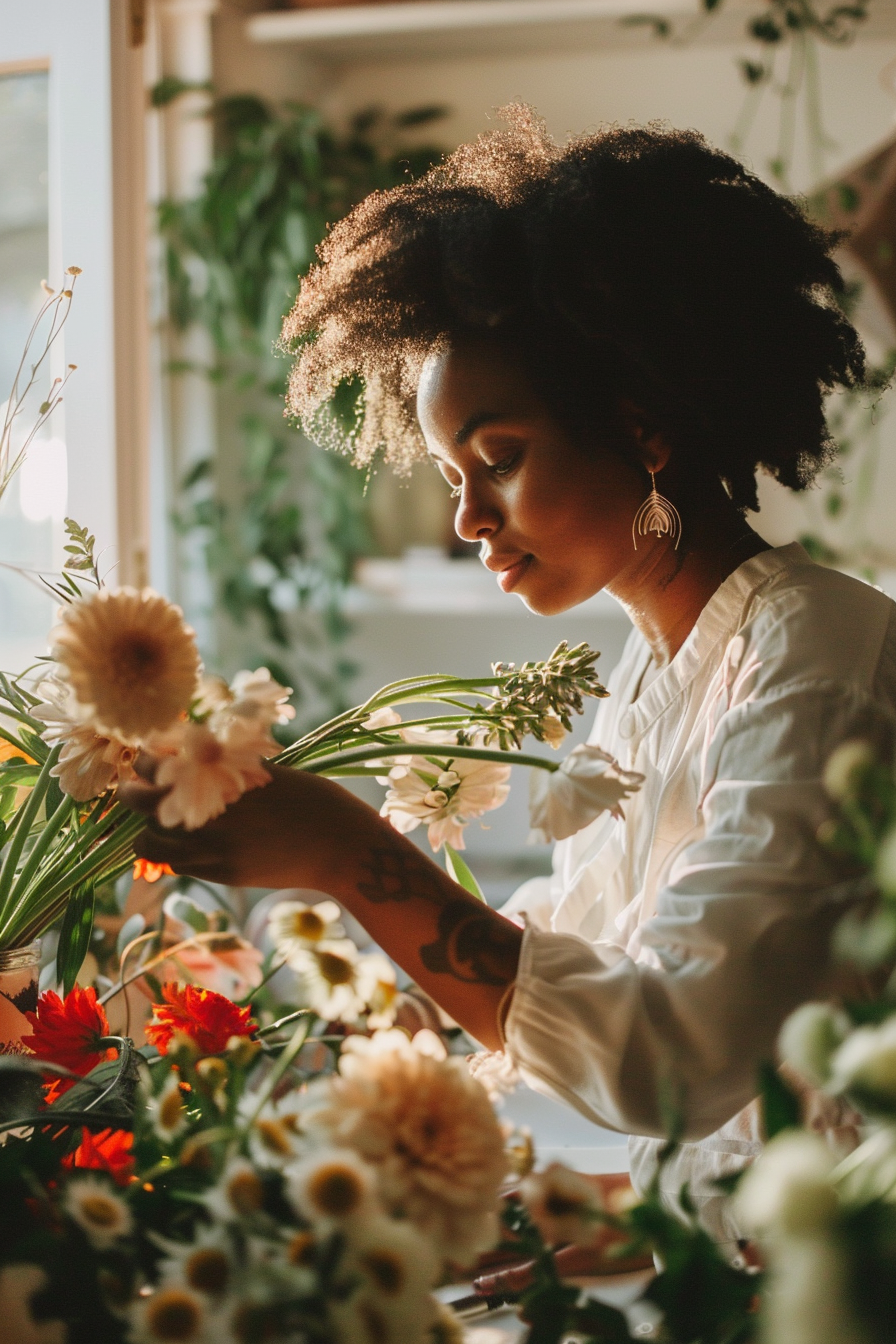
[
  {"left": 134, "top": 824, "right": 234, "bottom": 883},
  {"left": 117, "top": 777, "right": 170, "bottom": 815}
]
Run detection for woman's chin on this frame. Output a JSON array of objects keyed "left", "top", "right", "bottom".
[{"left": 515, "top": 579, "right": 595, "bottom": 617}]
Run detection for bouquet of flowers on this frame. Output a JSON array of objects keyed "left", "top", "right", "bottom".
[{"left": 0, "top": 275, "right": 646, "bottom": 1028}]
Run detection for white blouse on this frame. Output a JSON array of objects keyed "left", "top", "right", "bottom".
[{"left": 503, "top": 543, "right": 896, "bottom": 1244}]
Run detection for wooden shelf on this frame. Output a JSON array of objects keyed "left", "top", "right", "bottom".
[{"left": 246, "top": 0, "right": 705, "bottom": 61}]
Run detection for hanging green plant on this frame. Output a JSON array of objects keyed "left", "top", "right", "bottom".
[{"left": 158, "top": 94, "right": 446, "bottom": 727}]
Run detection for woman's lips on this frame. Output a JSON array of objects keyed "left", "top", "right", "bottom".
[{"left": 496, "top": 555, "right": 532, "bottom": 592}]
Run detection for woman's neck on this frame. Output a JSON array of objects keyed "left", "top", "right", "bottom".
[{"left": 606, "top": 492, "right": 771, "bottom": 667}]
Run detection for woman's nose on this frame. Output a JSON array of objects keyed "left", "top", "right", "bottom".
[{"left": 454, "top": 484, "right": 500, "bottom": 542}]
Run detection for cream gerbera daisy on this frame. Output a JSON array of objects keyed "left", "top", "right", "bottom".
[
  {"left": 154, "top": 723, "right": 271, "bottom": 831},
  {"left": 34, "top": 677, "right": 138, "bottom": 801},
  {"left": 63, "top": 1175, "right": 133, "bottom": 1249},
  {"left": 52, "top": 587, "right": 201, "bottom": 741},
  {"left": 268, "top": 899, "right": 344, "bottom": 960}
]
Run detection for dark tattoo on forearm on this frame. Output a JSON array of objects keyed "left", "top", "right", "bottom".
[
  {"left": 419, "top": 901, "right": 520, "bottom": 986},
  {"left": 356, "top": 843, "right": 519, "bottom": 988},
  {"left": 357, "top": 843, "right": 446, "bottom": 905}
]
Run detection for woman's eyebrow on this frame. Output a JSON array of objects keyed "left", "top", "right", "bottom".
[{"left": 454, "top": 410, "right": 505, "bottom": 446}]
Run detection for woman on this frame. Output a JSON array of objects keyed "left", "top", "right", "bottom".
[{"left": 125, "top": 108, "right": 896, "bottom": 1248}]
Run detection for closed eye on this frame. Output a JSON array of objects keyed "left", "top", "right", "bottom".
[{"left": 490, "top": 453, "right": 520, "bottom": 478}]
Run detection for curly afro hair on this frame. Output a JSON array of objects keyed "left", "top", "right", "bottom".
[{"left": 281, "top": 104, "right": 865, "bottom": 511}]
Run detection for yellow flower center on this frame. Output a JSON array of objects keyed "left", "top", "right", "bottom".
[
  {"left": 145, "top": 1289, "right": 203, "bottom": 1341},
  {"left": 226, "top": 1170, "right": 265, "bottom": 1216},
  {"left": 291, "top": 909, "right": 325, "bottom": 940},
  {"left": 255, "top": 1119, "right": 293, "bottom": 1157},
  {"left": 315, "top": 951, "right": 354, "bottom": 987},
  {"left": 307, "top": 1163, "right": 365, "bottom": 1216},
  {"left": 185, "top": 1248, "right": 230, "bottom": 1295},
  {"left": 80, "top": 1195, "right": 123, "bottom": 1229},
  {"left": 361, "top": 1249, "right": 405, "bottom": 1296},
  {"left": 159, "top": 1089, "right": 185, "bottom": 1131}
]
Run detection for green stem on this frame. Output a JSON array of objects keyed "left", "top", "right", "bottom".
[
  {"left": 0, "top": 744, "right": 60, "bottom": 918},
  {"left": 243, "top": 1014, "right": 313, "bottom": 1128},
  {"left": 304, "top": 742, "right": 560, "bottom": 775},
  {"left": 3, "top": 792, "right": 73, "bottom": 917}
]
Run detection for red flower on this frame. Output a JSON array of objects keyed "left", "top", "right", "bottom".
[
  {"left": 145, "top": 983, "right": 257, "bottom": 1056},
  {"left": 22, "top": 986, "right": 115, "bottom": 1092},
  {"left": 62, "top": 1127, "right": 135, "bottom": 1187},
  {"left": 133, "top": 858, "right": 174, "bottom": 884}
]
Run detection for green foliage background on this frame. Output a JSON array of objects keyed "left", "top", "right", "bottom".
[{"left": 159, "top": 94, "right": 445, "bottom": 730}]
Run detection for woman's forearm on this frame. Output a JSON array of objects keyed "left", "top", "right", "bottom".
[{"left": 323, "top": 815, "right": 520, "bottom": 1050}]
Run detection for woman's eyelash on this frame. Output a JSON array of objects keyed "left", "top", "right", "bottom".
[{"left": 491, "top": 454, "right": 519, "bottom": 476}]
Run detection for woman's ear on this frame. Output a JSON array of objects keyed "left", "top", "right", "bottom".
[{"left": 617, "top": 399, "right": 672, "bottom": 475}]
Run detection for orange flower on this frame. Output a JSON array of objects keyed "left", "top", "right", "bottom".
[
  {"left": 62, "top": 1127, "right": 135, "bottom": 1187},
  {"left": 22, "top": 986, "right": 115, "bottom": 1091},
  {"left": 133, "top": 858, "right": 174, "bottom": 884},
  {"left": 145, "top": 983, "right": 257, "bottom": 1056}
]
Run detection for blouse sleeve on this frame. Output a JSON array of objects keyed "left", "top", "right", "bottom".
[{"left": 503, "top": 678, "right": 895, "bottom": 1139}]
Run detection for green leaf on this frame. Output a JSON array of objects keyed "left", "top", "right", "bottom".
[
  {"left": 444, "top": 844, "right": 486, "bottom": 902},
  {"left": 56, "top": 880, "right": 96, "bottom": 996},
  {"left": 42, "top": 1040, "right": 139, "bottom": 1128},
  {"left": 759, "top": 1059, "right": 801, "bottom": 1139}
]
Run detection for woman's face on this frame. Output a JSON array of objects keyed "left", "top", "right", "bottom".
[{"left": 416, "top": 336, "right": 649, "bottom": 616}]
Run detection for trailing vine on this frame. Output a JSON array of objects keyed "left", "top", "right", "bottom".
[{"left": 158, "top": 95, "right": 445, "bottom": 727}]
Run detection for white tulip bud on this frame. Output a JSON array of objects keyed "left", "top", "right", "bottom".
[
  {"left": 778, "top": 1002, "right": 851, "bottom": 1088},
  {"left": 736, "top": 1131, "right": 838, "bottom": 1239},
  {"left": 822, "top": 740, "right": 874, "bottom": 801},
  {"left": 829, "top": 1013, "right": 896, "bottom": 1112}
]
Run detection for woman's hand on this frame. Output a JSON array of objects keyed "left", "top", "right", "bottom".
[
  {"left": 119, "top": 757, "right": 521, "bottom": 1050},
  {"left": 119, "top": 763, "right": 388, "bottom": 890}
]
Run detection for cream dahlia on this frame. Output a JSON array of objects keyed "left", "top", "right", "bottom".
[
  {"left": 51, "top": 587, "right": 200, "bottom": 742},
  {"left": 307, "top": 1033, "right": 508, "bottom": 1264},
  {"left": 154, "top": 723, "right": 270, "bottom": 831},
  {"left": 34, "top": 677, "right": 138, "bottom": 800}
]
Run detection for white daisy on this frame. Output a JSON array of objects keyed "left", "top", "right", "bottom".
[
  {"left": 202, "top": 1157, "right": 266, "bottom": 1224},
  {"left": 237, "top": 1093, "right": 304, "bottom": 1170},
  {"left": 286, "top": 1146, "right": 379, "bottom": 1228},
  {"left": 149, "top": 1072, "right": 189, "bottom": 1143},
  {"left": 289, "top": 938, "right": 368, "bottom": 1023},
  {"left": 127, "top": 1285, "right": 223, "bottom": 1344},
  {"left": 63, "top": 1175, "right": 133, "bottom": 1249},
  {"left": 268, "top": 899, "right": 344, "bottom": 962},
  {"left": 157, "top": 1228, "right": 236, "bottom": 1300}
]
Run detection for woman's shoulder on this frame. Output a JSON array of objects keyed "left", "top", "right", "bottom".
[{"left": 739, "top": 547, "right": 896, "bottom": 698}]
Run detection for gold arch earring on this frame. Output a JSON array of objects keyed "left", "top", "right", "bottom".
[{"left": 632, "top": 471, "right": 681, "bottom": 551}]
